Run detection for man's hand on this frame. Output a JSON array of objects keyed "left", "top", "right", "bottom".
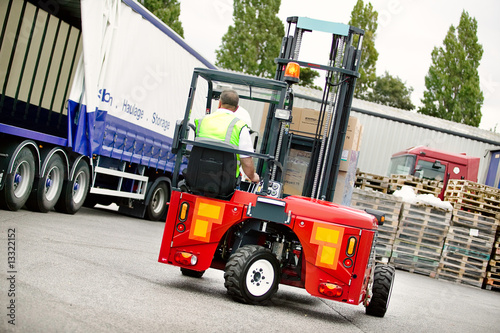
[{"left": 240, "top": 157, "right": 260, "bottom": 183}]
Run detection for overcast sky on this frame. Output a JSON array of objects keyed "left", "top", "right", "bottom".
[{"left": 179, "top": 0, "right": 499, "bottom": 132}]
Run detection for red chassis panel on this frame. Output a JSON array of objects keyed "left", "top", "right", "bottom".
[{"left": 158, "top": 189, "right": 378, "bottom": 305}]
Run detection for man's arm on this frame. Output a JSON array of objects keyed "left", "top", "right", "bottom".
[{"left": 240, "top": 157, "right": 260, "bottom": 183}]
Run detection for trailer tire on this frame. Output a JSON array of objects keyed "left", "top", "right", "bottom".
[
  {"left": 0, "top": 147, "right": 35, "bottom": 211},
  {"left": 365, "top": 265, "right": 395, "bottom": 317},
  {"left": 146, "top": 181, "right": 169, "bottom": 221},
  {"left": 55, "top": 161, "right": 90, "bottom": 214},
  {"left": 180, "top": 268, "right": 205, "bottom": 278},
  {"left": 26, "top": 154, "right": 64, "bottom": 212},
  {"left": 224, "top": 245, "right": 279, "bottom": 305}
]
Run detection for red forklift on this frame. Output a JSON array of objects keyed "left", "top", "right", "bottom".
[{"left": 158, "top": 17, "right": 395, "bottom": 317}]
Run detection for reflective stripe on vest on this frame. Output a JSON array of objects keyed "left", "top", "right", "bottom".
[{"left": 195, "top": 112, "right": 247, "bottom": 148}]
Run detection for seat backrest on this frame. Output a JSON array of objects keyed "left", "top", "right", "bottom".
[{"left": 184, "top": 142, "right": 238, "bottom": 199}]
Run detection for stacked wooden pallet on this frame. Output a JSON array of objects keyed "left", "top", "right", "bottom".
[
  {"left": 388, "top": 174, "right": 443, "bottom": 197},
  {"left": 440, "top": 180, "right": 500, "bottom": 289},
  {"left": 350, "top": 188, "right": 403, "bottom": 263},
  {"left": 486, "top": 235, "right": 500, "bottom": 291},
  {"left": 444, "top": 179, "right": 500, "bottom": 219},
  {"left": 437, "top": 223, "right": 495, "bottom": 288},
  {"left": 354, "top": 172, "right": 390, "bottom": 193},
  {"left": 390, "top": 203, "right": 451, "bottom": 277}
]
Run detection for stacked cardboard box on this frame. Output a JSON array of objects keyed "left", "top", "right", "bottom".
[
  {"left": 277, "top": 107, "right": 363, "bottom": 202},
  {"left": 391, "top": 203, "right": 451, "bottom": 277},
  {"left": 350, "top": 188, "right": 403, "bottom": 263}
]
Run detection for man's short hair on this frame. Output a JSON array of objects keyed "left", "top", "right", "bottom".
[{"left": 220, "top": 89, "right": 239, "bottom": 109}]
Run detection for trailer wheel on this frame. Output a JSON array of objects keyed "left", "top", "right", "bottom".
[
  {"left": 365, "top": 265, "right": 395, "bottom": 317},
  {"left": 26, "top": 154, "right": 64, "bottom": 212},
  {"left": 180, "top": 268, "right": 205, "bottom": 278},
  {"left": 55, "top": 161, "right": 90, "bottom": 214},
  {"left": 0, "top": 147, "right": 35, "bottom": 211},
  {"left": 224, "top": 245, "right": 280, "bottom": 305},
  {"left": 146, "top": 181, "right": 169, "bottom": 221}
]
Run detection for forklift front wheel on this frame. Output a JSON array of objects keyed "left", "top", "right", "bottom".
[{"left": 224, "top": 245, "right": 280, "bottom": 305}]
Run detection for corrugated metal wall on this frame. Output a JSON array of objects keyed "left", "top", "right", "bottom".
[{"left": 291, "top": 87, "right": 500, "bottom": 183}]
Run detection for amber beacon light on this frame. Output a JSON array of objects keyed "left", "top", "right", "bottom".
[{"left": 284, "top": 62, "right": 300, "bottom": 84}]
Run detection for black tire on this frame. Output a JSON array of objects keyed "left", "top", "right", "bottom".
[
  {"left": 26, "top": 154, "right": 64, "bottom": 213},
  {"left": 224, "top": 245, "right": 280, "bottom": 305},
  {"left": 0, "top": 147, "right": 35, "bottom": 211},
  {"left": 366, "top": 265, "right": 395, "bottom": 317},
  {"left": 145, "top": 181, "right": 169, "bottom": 221},
  {"left": 180, "top": 268, "right": 205, "bottom": 278},
  {"left": 54, "top": 161, "right": 90, "bottom": 214}
]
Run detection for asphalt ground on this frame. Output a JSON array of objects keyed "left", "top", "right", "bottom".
[{"left": 1, "top": 206, "right": 499, "bottom": 332}]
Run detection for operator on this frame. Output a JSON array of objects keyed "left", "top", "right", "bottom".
[{"left": 195, "top": 89, "right": 260, "bottom": 183}]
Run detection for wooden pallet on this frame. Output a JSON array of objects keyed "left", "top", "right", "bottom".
[
  {"left": 355, "top": 172, "right": 390, "bottom": 193},
  {"left": 390, "top": 252, "right": 438, "bottom": 277},
  {"left": 351, "top": 188, "right": 403, "bottom": 228},
  {"left": 440, "top": 251, "right": 489, "bottom": 272},
  {"left": 401, "top": 203, "right": 452, "bottom": 225},
  {"left": 450, "top": 209, "right": 499, "bottom": 234},
  {"left": 396, "top": 229, "right": 447, "bottom": 248},
  {"left": 489, "top": 259, "right": 500, "bottom": 273},
  {"left": 445, "top": 180, "right": 500, "bottom": 220},
  {"left": 393, "top": 240, "right": 443, "bottom": 261},
  {"left": 444, "top": 226, "right": 495, "bottom": 254},
  {"left": 388, "top": 174, "right": 443, "bottom": 197},
  {"left": 442, "top": 244, "right": 490, "bottom": 261},
  {"left": 446, "top": 179, "right": 500, "bottom": 196},
  {"left": 485, "top": 278, "right": 500, "bottom": 291},
  {"left": 398, "top": 217, "right": 450, "bottom": 237},
  {"left": 436, "top": 268, "right": 484, "bottom": 288}
]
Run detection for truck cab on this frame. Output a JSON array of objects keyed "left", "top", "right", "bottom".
[{"left": 388, "top": 146, "right": 480, "bottom": 197}]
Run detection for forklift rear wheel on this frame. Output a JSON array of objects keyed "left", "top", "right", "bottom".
[
  {"left": 224, "top": 245, "right": 280, "bottom": 305},
  {"left": 55, "top": 160, "right": 90, "bottom": 214},
  {"left": 0, "top": 147, "right": 35, "bottom": 211},
  {"left": 180, "top": 268, "right": 205, "bottom": 278},
  {"left": 26, "top": 154, "right": 64, "bottom": 212},
  {"left": 365, "top": 265, "right": 395, "bottom": 317}
]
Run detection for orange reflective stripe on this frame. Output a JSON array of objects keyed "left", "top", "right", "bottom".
[
  {"left": 189, "top": 198, "right": 225, "bottom": 243},
  {"left": 310, "top": 223, "right": 345, "bottom": 270}
]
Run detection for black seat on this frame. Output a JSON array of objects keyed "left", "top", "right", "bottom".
[{"left": 183, "top": 141, "right": 238, "bottom": 199}]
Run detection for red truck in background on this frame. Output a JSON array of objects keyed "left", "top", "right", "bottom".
[{"left": 388, "top": 146, "right": 480, "bottom": 198}]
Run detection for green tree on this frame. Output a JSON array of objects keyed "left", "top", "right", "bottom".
[
  {"left": 142, "top": 0, "right": 184, "bottom": 37},
  {"left": 299, "top": 67, "right": 321, "bottom": 90},
  {"left": 418, "top": 11, "right": 483, "bottom": 127},
  {"left": 367, "top": 72, "right": 415, "bottom": 110},
  {"left": 349, "top": 0, "right": 378, "bottom": 99},
  {"left": 216, "top": 0, "right": 284, "bottom": 78}
]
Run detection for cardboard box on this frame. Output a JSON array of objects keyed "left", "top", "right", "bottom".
[
  {"left": 339, "top": 117, "right": 363, "bottom": 172},
  {"left": 283, "top": 149, "right": 311, "bottom": 196},
  {"left": 343, "top": 116, "right": 362, "bottom": 151},
  {"left": 333, "top": 150, "right": 360, "bottom": 205}
]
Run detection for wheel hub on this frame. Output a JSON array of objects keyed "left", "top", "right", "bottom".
[
  {"left": 250, "top": 269, "right": 265, "bottom": 286},
  {"left": 245, "top": 259, "right": 274, "bottom": 297}
]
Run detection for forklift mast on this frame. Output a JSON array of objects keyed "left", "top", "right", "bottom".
[{"left": 259, "top": 17, "right": 364, "bottom": 202}]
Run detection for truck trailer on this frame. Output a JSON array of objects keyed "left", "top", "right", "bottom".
[{"left": 0, "top": 0, "right": 213, "bottom": 219}]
